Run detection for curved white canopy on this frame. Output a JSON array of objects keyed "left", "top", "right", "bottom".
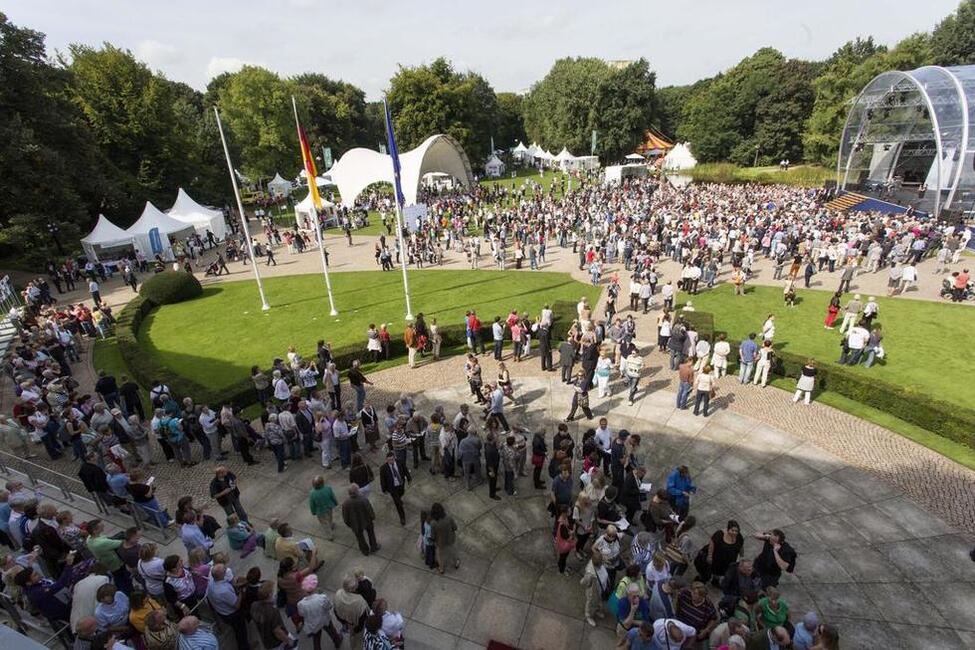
[{"left": 327, "top": 134, "right": 474, "bottom": 207}]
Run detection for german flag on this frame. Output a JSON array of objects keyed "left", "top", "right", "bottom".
[{"left": 294, "top": 101, "right": 322, "bottom": 212}]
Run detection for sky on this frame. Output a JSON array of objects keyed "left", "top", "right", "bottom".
[{"left": 4, "top": 0, "right": 961, "bottom": 98}]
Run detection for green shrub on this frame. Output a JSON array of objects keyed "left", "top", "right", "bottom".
[
  {"left": 679, "top": 311, "right": 714, "bottom": 344},
  {"left": 139, "top": 272, "right": 203, "bottom": 305}
]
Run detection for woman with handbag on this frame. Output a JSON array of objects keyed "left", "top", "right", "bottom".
[
  {"left": 663, "top": 516, "right": 697, "bottom": 576},
  {"left": 580, "top": 547, "right": 609, "bottom": 627},
  {"left": 553, "top": 506, "right": 575, "bottom": 575}
]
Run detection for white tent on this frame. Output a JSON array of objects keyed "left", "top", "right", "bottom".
[
  {"left": 81, "top": 214, "right": 134, "bottom": 262},
  {"left": 663, "top": 143, "right": 698, "bottom": 171},
  {"left": 603, "top": 164, "right": 649, "bottom": 185},
  {"left": 268, "top": 173, "right": 293, "bottom": 197},
  {"left": 566, "top": 155, "right": 600, "bottom": 172},
  {"left": 293, "top": 191, "right": 338, "bottom": 230},
  {"left": 511, "top": 141, "right": 530, "bottom": 163},
  {"left": 485, "top": 155, "right": 506, "bottom": 178},
  {"left": 554, "top": 147, "right": 574, "bottom": 164},
  {"left": 167, "top": 188, "right": 228, "bottom": 241},
  {"left": 126, "top": 201, "right": 196, "bottom": 260},
  {"left": 625, "top": 153, "right": 645, "bottom": 161}
]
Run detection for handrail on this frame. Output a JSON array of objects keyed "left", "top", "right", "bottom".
[
  {"left": 41, "top": 622, "right": 71, "bottom": 649},
  {"left": 0, "top": 448, "right": 173, "bottom": 543}
]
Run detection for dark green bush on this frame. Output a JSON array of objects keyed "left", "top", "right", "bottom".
[
  {"left": 679, "top": 311, "right": 714, "bottom": 344},
  {"left": 139, "top": 271, "right": 203, "bottom": 305}
]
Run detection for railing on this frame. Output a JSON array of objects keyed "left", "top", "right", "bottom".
[
  {"left": 0, "top": 594, "right": 70, "bottom": 649},
  {"left": 0, "top": 449, "right": 174, "bottom": 543}
]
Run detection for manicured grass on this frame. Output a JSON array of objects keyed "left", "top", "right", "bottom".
[
  {"left": 480, "top": 168, "right": 569, "bottom": 197},
  {"left": 92, "top": 337, "right": 151, "bottom": 416},
  {"left": 137, "top": 269, "right": 600, "bottom": 391},
  {"left": 688, "top": 163, "right": 836, "bottom": 187},
  {"left": 681, "top": 284, "right": 972, "bottom": 408}
]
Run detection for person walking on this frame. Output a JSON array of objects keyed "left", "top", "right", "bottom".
[
  {"left": 558, "top": 339, "right": 577, "bottom": 384},
  {"left": 823, "top": 291, "right": 841, "bottom": 329},
  {"left": 309, "top": 476, "right": 338, "bottom": 541},
  {"left": 737, "top": 334, "right": 758, "bottom": 384},
  {"left": 676, "top": 357, "right": 694, "bottom": 410},
  {"left": 430, "top": 502, "right": 459, "bottom": 574},
  {"left": 458, "top": 431, "right": 483, "bottom": 490},
  {"left": 379, "top": 452, "right": 410, "bottom": 526},
  {"left": 484, "top": 432, "right": 501, "bottom": 501},
  {"left": 838, "top": 294, "right": 862, "bottom": 334},
  {"left": 487, "top": 383, "right": 510, "bottom": 430},
  {"left": 565, "top": 371, "right": 594, "bottom": 422},
  {"left": 622, "top": 347, "right": 644, "bottom": 405},
  {"left": 341, "top": 484, "right": 380, "bottom": 556}
]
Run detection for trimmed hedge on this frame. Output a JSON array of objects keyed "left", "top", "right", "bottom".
[
  {"left": 114, "top": 295, "right": 581, "bottom": 411},
  {"left": 686, "top": 308, "right": 975, "bottom": 449},
  {"left": 139, "top": 271, "right": 203, "bottom": 305}
]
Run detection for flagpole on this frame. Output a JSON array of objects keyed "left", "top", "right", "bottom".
[
  {"left": 291, "top": 96, "right": 338, "bottom": 317},
  {"left": 383, "top": 98, "right": 413, "bottom": 321},
  {"left": 393, "top": 199, "right": 413, "bottom": 321},
  {"left": 213, "top": 107, "right": 270, "bottom": 311}
]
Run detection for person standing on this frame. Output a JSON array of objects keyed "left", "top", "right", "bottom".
[
  {"left": 823, "top": 291, "right": 841, "bottom": 329},
  {"left": 379, "top": 452, "right": 410, "bottom": 526},
  {"left": 209, "top": 467, "right": 247, "bottom": 522},
  {"left": 347, "top": 361, "right": 372, "bottom": 413},
  {"left": 404, "top": 323, "right": 418, "bottom": 369},
  {"left": 341, "top": 484, "right": 380, "bottom": 556},
  {"left": 676, "top": 357, "right": 694, "bottom": 410},
  {"left": 753, "top": 340, "right": 775, "bottom": 388},
  {"left": 622, "top": 347, "right": 643, "bottom": 405},
  {"left": 737, "top": 334, "right": 758, "bottom": 384},
  {"left": 309, "top": 476, "right": 338, "bottom": 541},
  {"left": 793, "top": 359, "right": 817, "bottom": 405},
  {"left": 484, "top": 432, "right": 501, "bottom": 501},
  {"left": 558, "top": 339, "right": 576, "bottom": 383},
  {"left": 458, "top": 431, "right": 483, "bottom": 490},
  {"left": 430, "top": 502, "right": 459, "bottom": 574},
  {"left": 693, "top": 366, "right": 716, "bottom": 417},
  {"left": 488, "top": 384, "right": 510, "bottom": 430},
  {"left": 837, "top": 262, "right": 855, "bottom": 294},
  {"left": 492, "top": 316, "right": 505, "bottom": 361},
  {"left": 538, "top": 322, "right": 553, "bottom": 371},
  {"left": 205, "top": 563, "right": 250, "bottom": 650}
]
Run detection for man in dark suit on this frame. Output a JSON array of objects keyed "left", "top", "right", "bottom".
[
  {"left": 558, "top": 339, "right": 576, "bottom": 383},
  {"left": 295, "top": 401, "right": 315, "bottom": 458},
  {"left": 538, "top": 323, "right": 552, "bottom": 371},
  {"left": 379, "top": 452, "right": 411, "bottom": 525}
]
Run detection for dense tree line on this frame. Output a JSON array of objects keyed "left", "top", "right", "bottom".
[
  {"left": 2, "top": 1, "right": 973, "bottom": 263},
  {"left": 659, "top": 0, "right": 974, "bottom": 165}
]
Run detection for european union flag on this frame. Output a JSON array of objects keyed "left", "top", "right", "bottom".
[{"left": 383, "top": 98, "right": 406, "bottom": 208}]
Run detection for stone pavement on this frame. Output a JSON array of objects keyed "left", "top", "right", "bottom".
[{"left": 163, "top": 377, "right": 975, "bottom": 648}]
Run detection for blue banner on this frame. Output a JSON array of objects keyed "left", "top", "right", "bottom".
[
  {"left": 148, "top": 227, "right": 163, "bottom": 255},
  {"left": 382, "top": 99, "right": 406, "bottom": 208}
]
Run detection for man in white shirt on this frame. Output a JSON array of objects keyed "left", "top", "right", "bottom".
[
  {"left": 594, "top": 418, "right": 613, "bottom": 474},
  {"left": 841, "top": 324, "right": 870, "bottom": 365}
]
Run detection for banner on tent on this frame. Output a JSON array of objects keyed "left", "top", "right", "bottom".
[{"left": 148, "top": 228, "right": 163, "bottom": 255}]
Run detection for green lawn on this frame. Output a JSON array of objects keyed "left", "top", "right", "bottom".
[
  {"left": 137, "top": 269, "right": 599, "bottom": 391},
  {"left": 688, "top": 163, "right": 836, "bottom": 187},
  {"left": 681, "top": 284, "right": 972, "bottom": 408},
  {"left": 480, "top": 168, "right": 569, "bottom": 197}
]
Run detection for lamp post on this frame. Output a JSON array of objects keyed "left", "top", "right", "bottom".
[{"left": 47, "top": 222, "right": 64, "bottom": 256}]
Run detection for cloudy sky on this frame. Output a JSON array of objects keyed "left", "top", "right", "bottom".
[{"left": 5, "top": 0, "right": 960, "bottom": 98}]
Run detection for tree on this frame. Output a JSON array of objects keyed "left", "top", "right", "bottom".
[
  {"left": 589, "top": 60, "right": 657, "bottom": 160},
  {"left": 495, "top": 92, "right": 526, "bottom": 150},
  {"left": 214, "top": 66, "right": 303, "bottom": 179},
  {"left": 931, "top": 0, "right": 975, "bottom": 66},
  {"left": 387, "top": 58, "right": 499, "bottom": 162},
  {"left": 751, "top": 60, "right": 821, "bottom": 164},
  {"left": 0, "top": 13, "right": 112, "bottom": 262},
  {"left": 522, "top": 57, "right": 612, "bottom": 154},
  {"left": 293, "top": 73, "right": 369, "bottom": 161},
  {"left": 655, "top": 80, "right": 712, "bottom": 140}
]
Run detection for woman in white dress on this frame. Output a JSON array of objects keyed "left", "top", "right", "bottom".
[{"left": 366, "top": 324, "right": 382, "bottom": 363}]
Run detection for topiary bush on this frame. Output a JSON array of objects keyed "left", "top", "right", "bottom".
[{"left": 139, "top": 271, "right": 203, "bottom": 305}]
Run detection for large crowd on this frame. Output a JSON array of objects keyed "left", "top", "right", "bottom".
[{"left": 3, "top": 171, "right": 973, "bottom": 650}]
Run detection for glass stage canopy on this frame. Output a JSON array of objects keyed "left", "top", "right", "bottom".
[{"left": 837, "top": 65, "right": 975, "bottom": 219}]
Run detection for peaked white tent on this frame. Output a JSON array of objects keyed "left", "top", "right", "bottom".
[
  {"left": 268, "top": 173, "right": 293, "bottom": 197},
  {"left": 168, "top": 188, "right": 228, "bottom": 241},
  {"left": 484, "top": 155, "right": 505, "bottom": 178},
  {"left": 293, "top": 191, "right": 338, "bottom": 229},
  {"left": 554, "top": 147, "right": 574, "bottom": 163},
  {"left": 511, "top": 141, "right": 530, "bottom": 163},
  {"left": 125, "top": 201, "right": 195, "bottom": 260},
  {"left": 625, "top": 153, "right": 645, "bottom": 161},
  {"left": 663, "top": 143, "right": 698, "bottom": 171},
  {"left": 81, "top": 214, "right": 133, "bottom": 261}
]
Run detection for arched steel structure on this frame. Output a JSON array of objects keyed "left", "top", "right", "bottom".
[{"left": 838, "top": 65, "right": 975, "bottom": 218}]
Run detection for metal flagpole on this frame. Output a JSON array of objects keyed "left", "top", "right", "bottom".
[
  {"left": 392, "top": 198, "right": 413, "bottom": 321},
  {"left": 383, "top": 98, "right": 413, "bottom": 321},
  {"left": 213, "top": 107, "right": 269, "bottom": 311},
  {"left": 291, "top": 96, "right": 338, "bottom": 316}
]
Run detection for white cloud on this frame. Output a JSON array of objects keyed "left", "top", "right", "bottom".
[
  {"left": 134, "top": 40, "right": 180, "bottom": 67},
  {"left": 206, "top": 56, "right": 248, "bottom": 79}
]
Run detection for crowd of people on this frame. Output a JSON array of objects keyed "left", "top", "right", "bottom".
[{"left": 4, "top": 170, "right": 973, "bottom": 649}]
